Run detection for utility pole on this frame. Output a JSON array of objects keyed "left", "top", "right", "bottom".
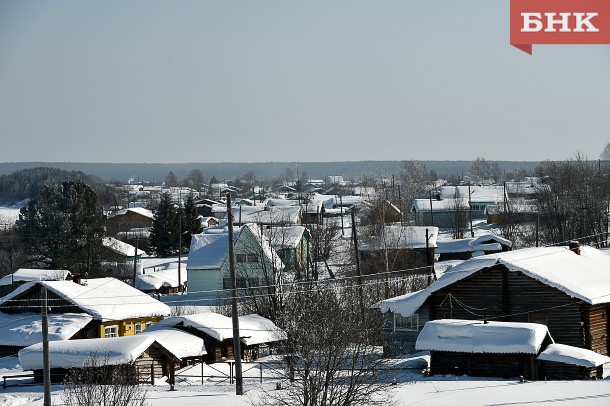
[
  {"left": 132, "top": 233, "right": 139, "bottom": 288},
  {"left": 468, "top": 183, "right": 474, "bottom": 238},
  {"left": 339, "top": 194, "right": 344, "bottom": 236},
  {"left": 351, "top": 210, "right": 363, "bottom": 316},
  {"left": 178, "top": 195, "right": 183, "bottom": 293},
  {"left": 429, "top": 191, "right": 435, "bottom": 226},
  {"left": 226, "top": 194, "right": 243, "bottom": 395},
  {"left": 42, "top": 287, "right": 51, "bottom": 406}
]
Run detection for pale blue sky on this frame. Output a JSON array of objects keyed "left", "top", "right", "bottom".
[{"left": 0, "top": 1, "right": 608, "bottom": 163}]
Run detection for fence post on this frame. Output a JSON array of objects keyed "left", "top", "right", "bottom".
[
  {"left": 201, "top": 359, "right": 204, "bottom": 384},
  {"left": 260, "top": 363, "right": 263, "bottom": 383},
  {"left": 229, "top": 361, "right": 233, "bottom": 384},
  {"left": 151, "top": 361, "right": 155, "bottom": 385}
]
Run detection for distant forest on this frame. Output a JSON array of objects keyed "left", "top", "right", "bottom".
[{"left": 0, "top": 161, "right": 539, "bottom": 185}]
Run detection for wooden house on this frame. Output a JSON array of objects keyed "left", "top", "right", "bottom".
[
  {"left": 266, "top": 225, "right": 310, "bottom": 272},
  {"left": 0, "top": 277, "right": 171, "bottom": 354},
  {"left": 106, "top": 207, "right": 154, "bottom": 236},
  {"left": 156, "top": 312, "right": 286, "bottom": 363},
  {"left": 0, "top": 268, "right": 72, "bottom": 298},
  {"left": 19, "top": 335, "right": 181, "bottom": 384},
  {"left": 436, "top": 234, "right": 512, "bottom": 261},
  {"left": 359, "top": 226, "right": 438, "bottom": 279},
  {"left": 377, "top": 245, "right": 610, "bottom": 358},
  {"left": 416, "top": 319, "right": 609, "bottom": 380}
]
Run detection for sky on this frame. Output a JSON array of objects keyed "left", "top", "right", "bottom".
[{"left": 0, "top": 1, "right": 609, "bottom": 163}]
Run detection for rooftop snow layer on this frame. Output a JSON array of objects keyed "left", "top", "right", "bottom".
[
  {"left": 0, "top": 268, "right": 70, "bottom": 286},
  {"left": 0, "top": 278, "right": 171, "bottom": 321},
  {"left": 19, "top": 335, "right": 158, "bottom": 370},
  {"left": 537, "top": 343, "right": 610, "bottom": 368},
  {"left": 376, "top": 246, "right": 610, "bottom": 317},
  {"left": 0, "top": 312, "right": 92, "bottom": 347},
  {"left": 157, "top": 312, "right": 286, "bottom": 345},
  {"left": 416, "top": 319, "right": 551, "bottom": 354},
  {"left": 140, "top": 326, "right": 207, "bottom": 359}
]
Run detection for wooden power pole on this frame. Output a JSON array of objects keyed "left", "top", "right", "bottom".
[
  {"left": 226, "top": 194, "right": 243, "bottom": 395},
  {"left": 42, "top": 287, "right": 51, "bottom": 406}
]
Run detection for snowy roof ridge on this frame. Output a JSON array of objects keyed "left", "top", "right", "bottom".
[
  {"left": 18, "top": 335, "right": 160, "bottom": 370},
  {"left": 0, "top": 278, "right": 171, "bottom": 321},
  {"left": 415, "top": 319, "right": 552, "bottom": 354},
  {"left": 537, "top": 343, "right": 610, "bottom": 367},
  {"left": 375, "top": 246, "right": 610, "bottom": 317}
]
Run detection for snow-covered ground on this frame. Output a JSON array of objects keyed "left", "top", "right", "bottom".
[{"left": 2, "top": 354, "right": 609, "bottom": 406}]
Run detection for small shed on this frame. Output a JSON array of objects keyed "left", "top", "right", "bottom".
[
  {"left": 157, "top": 312, "right": 286, "bottom": 363},
  {"left": 436, "top": 234, "right": 512, "bottom": 261},
  {"left": 416, "top": 319, "right": 553, "bottom": 379},
  {"left": 537, "top": 343, "right": 610, "bottom": 380},
  {"left": 18, "top": 335, "right": 180, "bottom": 384}
]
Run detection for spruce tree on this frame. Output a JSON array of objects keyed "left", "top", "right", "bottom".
[
  {"left": 15, "top": 180, "right": 106, "bottom": 275},
  {"left": 149, "top": 192, "right": 178, "bottom": 257},
  {"left": 182, "top": 193, "right": 203, "bottom": 252}
]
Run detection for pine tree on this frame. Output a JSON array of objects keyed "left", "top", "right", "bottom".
[
  {"left": 15, "top": 180, "right": 106, "bottom": 275},
  {"left": 149, "top": 192, "right": 178, "bottom": 257},
  {"left": 181, "top": 193, "right": 203, "bottom": 252}
]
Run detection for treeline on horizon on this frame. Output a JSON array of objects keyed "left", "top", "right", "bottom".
[{"left": 0, "top": 160, "right": 539, "bottom": 185}]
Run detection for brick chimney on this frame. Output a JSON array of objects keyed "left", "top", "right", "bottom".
[{"left": 568, "top": 240, "right": 581, "bottom": 255}]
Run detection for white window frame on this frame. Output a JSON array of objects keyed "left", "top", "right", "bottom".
[
  {"left": 104, "top": 325, "right": 118, "bottom": 338},
  {"left": 393, "top": 313, "right": 419, "bottom": 332},
  {"left": 134, "top": 322, "right": 143, "bottom": 334}
]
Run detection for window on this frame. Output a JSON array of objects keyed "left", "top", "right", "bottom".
[
  {"left": 134, "top": 322, "right": 142, "bottom": 334},
  {"left": 104, "top": 325, "right": 118, "bottom": 338},
  {"left": 394, "top": 313, "right": 419, "bottom": 332},
  {"left": 146, "top": 321, "right": 153, "bottom": 328},
  {"left": 236, "top": 253, "right": 259, "bottom": 263}
]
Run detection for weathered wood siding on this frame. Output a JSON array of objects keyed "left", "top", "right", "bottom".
[
  {"left": 430, "top": 351, "right": 534, "bottom": 379},
  {"left": 539, "top": 361, "right": 603, "bottom": 380},
  {"left": 427, "top": 266, "right": 604, "bottom": 354}
]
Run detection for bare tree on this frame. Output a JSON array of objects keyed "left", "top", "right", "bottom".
[
  {"left": 600, "top": 142, "right": 610, "bottom": 161},
  {"left": 258, "top": 286, "right": 395, "bottom": 406},
  {"left": 61, "top": 355, "right": 147, "bottom": 406},
  {"left": 446, "top": 198, "right": 469, "bottom": 239}
]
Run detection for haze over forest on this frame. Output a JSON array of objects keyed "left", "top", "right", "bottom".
[{"left": 0, "top": 161, "right": 541, "bottom": 184}]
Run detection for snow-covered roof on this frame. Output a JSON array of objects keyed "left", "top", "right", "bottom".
[
  {"left": 239, "top": 314, "right": 287, "bottom": 346},
  {"left": 19, "top": 335, "right": 161, "bottom": 370},
  {"left": 140, "top": 326, "right": 207, "bottom": 359},
  {"left": 436, "top": 235, "right": 512, "bottom": 254},
  {"left": 136, "top": 267, "right": 187, "bottom": 291},
  {"left": 360, "top": 226, "right": 439, "bottom": 251},
  {"left": 266, "top": 226, "right": 307, "bottom": 249},
  {"left": 188, "top": 224, "right": 283, "bottom": 271},
  {"left": 416, "top": 319, "right": 552, "bottom": 354},
  {"left": 0, "top": 268, "right": 71, "bottom": 286},
  {"left": 157, "top": 312, "right": 286, "bottom": 345},
  {"left": 440, "top": 185, "right": 505, "bottom": 203},
  {"left": 232, "top": 205, "right": 301, "bottom": 225},
  {"left": 110, "top": 207, "right": 154, "bottom": 220},
  {"left": 376, "top": 246, "right": 610, "bottom": 317},
  {"left": 412, "top": 198, "right": 470, "bottom": 212},
  {"left": 537, "top": 343, "right": 610, "bottom": 368},
  {"left": 102, "top": 237, "right": 146, "bottom": 257},
  {"left": 187, "top": 233, "right": 233, "bottom": 270},
  {"left": 0, "top": 278, "right": 171, "bottom": 321},
  {"left": 0, "top": 312, "right": 92, "bottom": 347}
]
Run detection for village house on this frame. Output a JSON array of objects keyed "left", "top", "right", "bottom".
[
  {"left": 0, "top": 268, "right": 72, "bottom": 298},
  {"left": 106, "top": 207, "right": 154, "bottom": 236},
  {"left": 187, "top": 224, "right": 284, "bottom": 300},
  {"left": 417, "top": 319, "right": 609, "bottom": 380},
  {"left": 266, "top": 225, "right": 310, "bottom": 272},
  {"left": 0, "top": 277, "right": 171, "bottom": 355},
  {"left": 359, "top": 225, "right": 438, "bottom": 280},
  {"left": 436, "top": 234, "right": 512, "bottom": 261},
  {"left": 18, "top": 334, "right": 185, "bottom": 384},
  {"left": 156, "top": 312, "right": 286, "bottom": 363},
  {"left": 376, "top": 244, "right": 610, "bottom": 358}
]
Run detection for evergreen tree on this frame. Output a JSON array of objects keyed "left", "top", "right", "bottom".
[
  {"left": 181, "top": 193, "right": 203, "bottom": 252},
  {"left": 14, "top": 180, "right": 106, "bottom": 275},
  {"left": 149, "top": 192, "right": 179, "bottom": 257}
]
